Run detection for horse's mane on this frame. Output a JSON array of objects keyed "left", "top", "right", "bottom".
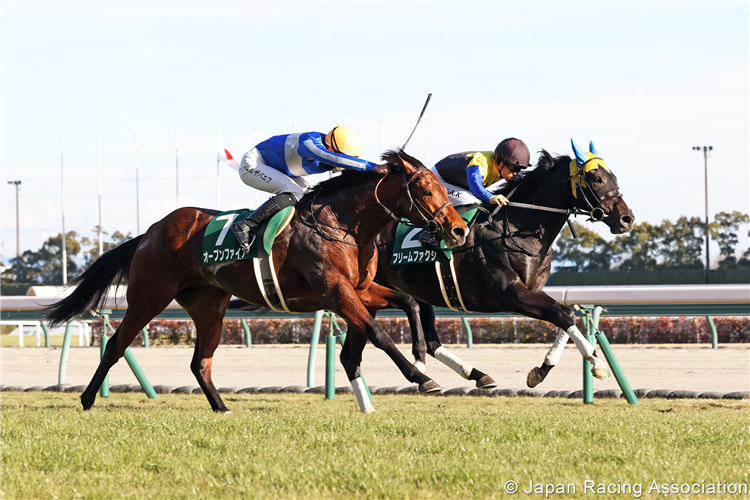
[
  {"left": 490, "top": 150, "right": 571, "bottom": 201},
  {"left": 299, "top": 149, "right": 425, "bottom": 203}
]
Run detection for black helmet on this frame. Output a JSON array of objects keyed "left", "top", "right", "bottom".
[{"left": 495, "top": 138, "right": 531, "bottom": 171}]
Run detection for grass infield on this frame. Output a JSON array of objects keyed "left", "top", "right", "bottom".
[{"left": 1, "top": 393, "right": 748, "bottom": 499}]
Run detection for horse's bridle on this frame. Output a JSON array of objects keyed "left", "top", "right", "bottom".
[
  {"left": 374, "top": 168, "right": 452, "bottom": 237},
  {"left": 476, "top": 157, "right": 624, "bottom": 256},
  {"left": 570, "top": 156, "right": 623, "bottom": 222},
  {"left": 307, "top": 166, "right": 452, "bottom": 248}
]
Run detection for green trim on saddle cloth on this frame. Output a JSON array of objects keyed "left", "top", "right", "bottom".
[
  {"left": 202, "top": 206, "right": 294, "bottom": 265},
  {"left": 390, "top": 208, "right": 480, "bottom": 266}
]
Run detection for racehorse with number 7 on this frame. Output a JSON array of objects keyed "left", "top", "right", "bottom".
[{"left": 46, "top": 150, "right": 468, "bottom": 413}]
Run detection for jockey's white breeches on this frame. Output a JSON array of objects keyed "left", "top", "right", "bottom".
[
  {"left": 429, "top": 166, "right": 482, "bottom": 207},
  {"left": 239, "top": 148, "right": 311, "bottom": 202}
]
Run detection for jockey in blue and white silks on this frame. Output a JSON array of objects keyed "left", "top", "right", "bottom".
[{"left": 232, "top": 126, "right": 387, "bottom": 251}]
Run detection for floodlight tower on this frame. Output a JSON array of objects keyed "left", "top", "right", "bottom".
[{"left": 692, "top": 145, "right": 713, "bottom": 284}]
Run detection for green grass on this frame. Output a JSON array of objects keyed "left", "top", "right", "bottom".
[{"left": 1, "top": 393, "right": 748, "bottom": 499}]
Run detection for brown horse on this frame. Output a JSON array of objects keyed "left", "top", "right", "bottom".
[{"left": 47, "top": 150, "right": 468, "bottom": 413}]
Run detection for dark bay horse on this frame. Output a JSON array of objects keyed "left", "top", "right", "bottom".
[
  {"left": 47, "top": 150, "right": 468, "bottom": 413},
  {"left": 373, "top": 141, "right": 635, "bottom": 388}
]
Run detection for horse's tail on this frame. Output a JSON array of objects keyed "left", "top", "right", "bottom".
[{"left": 45, "top": 235, "right": 144, "bottom": 326}]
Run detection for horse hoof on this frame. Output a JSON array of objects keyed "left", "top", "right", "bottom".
[
  {"left": 592, "top": 367, "right": 612, "bottom": 380},
  {"left": 419, "top": 380, "right": 442, "bottom": 393},
  {"left": 81, "top": 399, "right": 95, "bottom": 411},
  {"left": 526, "top": 366, "right": 544, "bottom": 388},
  {"left": 475, "top": 374, "right": 497, "bottom": 389}
]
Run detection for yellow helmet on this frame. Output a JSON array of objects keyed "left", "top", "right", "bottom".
[{"left": 324, "top": 126, "right": 362, "bottom": 157}]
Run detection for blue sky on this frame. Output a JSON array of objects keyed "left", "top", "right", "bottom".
[{"left": 2, "top": 2, "right": 748, "bottom": 266}]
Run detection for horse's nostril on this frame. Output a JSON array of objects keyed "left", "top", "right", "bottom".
[
  {"left": 621, "top": 214, "right": 634, "bottom": 225},
  {"left": 453, "top": 227, "right": 466, "bottom": 238}
]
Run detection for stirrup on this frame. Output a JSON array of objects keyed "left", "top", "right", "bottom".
[
  {"left": 419, "top": 231, "right": 442, "bottom": 250},
  {"left": 231, "top": 221, "right": 257, "bottom": 252}
]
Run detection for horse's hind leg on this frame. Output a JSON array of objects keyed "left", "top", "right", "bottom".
[
  {"left": 177, "top": 286, "right": 232, "bottom": 412},
  {"left": 363, "top": 283, "right": 428, "bottom": 373},
  {"left": 417, "top": 302, "right": 496, "bottom": 389},
  {"left": 80, "top": 303, "right": 170, "bottom": 410}
]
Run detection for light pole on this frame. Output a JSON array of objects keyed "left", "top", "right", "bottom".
[
  {"left": 7, "top": 181, "right": 21, "bottom": 259},
  {"left": 60, "top": 138, "right": 67, "bottom": 284},
  {"left": 693, "top": 145, "right": 712, "bottom": 284}
]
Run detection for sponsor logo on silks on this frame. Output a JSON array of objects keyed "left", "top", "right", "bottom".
[{"left": 569, "top": 139, "right": 612, "bottom": 199}]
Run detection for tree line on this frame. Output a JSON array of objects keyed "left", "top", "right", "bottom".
[
  {"left": 2, "top": 211, "right": 748, "bottom": 285},
  {"left": 3, "top": 227, "right": 132, "bottom": 285},
  {"left": 554, "top": 211, "right": 750, "bottom": 272}
]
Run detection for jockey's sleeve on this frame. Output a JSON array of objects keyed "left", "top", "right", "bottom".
[
  {"left": 298, "top": 135, "right": 377, "bottom": 172},
  {"left": 466, "top": 165, "right": 493, "bottom": 203}
]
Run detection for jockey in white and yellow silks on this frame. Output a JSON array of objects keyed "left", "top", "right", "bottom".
[
  {"left": 231, "top": 126, "right": 388, "bottom": 251},
  {"left": 421, "top": 138, "right": 532, "bottom": 247}
]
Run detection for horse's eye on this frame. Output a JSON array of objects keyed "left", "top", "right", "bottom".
[
  {"left": 424, "top": 190, "right": 432, "bottom": 196},
  {"left": 595, "top": 176, "right": 603, "bottom": 183}
]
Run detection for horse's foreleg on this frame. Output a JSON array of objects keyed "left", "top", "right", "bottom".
[
  {"left": 339, "top": 328, "right": 375, "bottom": 413},
  {"left": 329, "top": 283, "right": 440, "bottom": 395},
  {"left": 416, "top": 302, "right": 497, "bottom": 389},
  {"left": 178, "top": 287, "right": 231, "bottom": 413},
  {"left": 499, "top": 283, "right": 610, "bottom": 387}
]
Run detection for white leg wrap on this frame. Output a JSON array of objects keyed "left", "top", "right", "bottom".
[
  {"left": 434, "top": 346, "right": 473, "bottom": 380},
  {"left": 414, "top": 360, "right": 427, "bottom": 375},
  {"left": 351, "top": 377, "right": 375, "bottom": 414},
  {"left": 567, "top": 325, "right": 605, "bottom": 369},
  {"left": 544, "top": 329, "right": 569, "bottom": 366}
]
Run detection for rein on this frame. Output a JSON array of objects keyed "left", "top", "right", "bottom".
[
  {"left": 476, "top": 160, "right": 622, "bottom": 257},
  {"left": 374, "top": 169, "right": 452, "bottom": 236},
  {"left": 308, "top": 167, "right": 451, "bottom": 248}
]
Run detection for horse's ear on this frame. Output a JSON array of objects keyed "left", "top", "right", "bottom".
[
  {"left": 537, "top": 149, "right": 554, "bottom": 170},
  {"left": 571, "top": 139, "right": 587, "bottom": 165},
  {"left": 589, "top": 141, "right": 598, "bottom": 156},
  {"left": 399, "top": 154, "right": 419, "bottom": 175}
]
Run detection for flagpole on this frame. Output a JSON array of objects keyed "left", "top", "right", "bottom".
[
  {"left": 216, "top": 130, "right": 221, "bottom": 209},
  {"left": 60, "top": 138, "right": 67, "bottom": 284},
  {"left": 97, "top": 136, "right": 103, "bottom": 257},
  {"left": 175, "top": 132, "right": 179, "bottom": 208},
  {"left": 135, "top": 134, "right": 140, "bottom": 234}
]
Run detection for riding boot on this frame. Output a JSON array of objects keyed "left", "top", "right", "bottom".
[
  {"left": 419, "top": 231, "right": 442, "bottom": 250},
  {"left": 231, "top": 193, "right": 297, "bottom": 251}
]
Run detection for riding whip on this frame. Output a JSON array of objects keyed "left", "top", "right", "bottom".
[{"left": 401, "top": 93, "right": 432, "bottom": 150}]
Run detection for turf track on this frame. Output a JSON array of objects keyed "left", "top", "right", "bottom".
[{"left": 1, "top": 392, "right": 748, "bottom": 499}]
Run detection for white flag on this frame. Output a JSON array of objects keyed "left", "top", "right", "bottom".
[{"left": 217, "top": 134, "right": 240, "bottom": 170}]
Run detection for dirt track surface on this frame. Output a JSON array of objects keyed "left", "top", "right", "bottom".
[{"left": 2, "top": 344, "right": 748, "bottom": 393}]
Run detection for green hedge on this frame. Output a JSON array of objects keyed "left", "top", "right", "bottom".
[{"left": 549, "top": 268, "right": 750, "bottom": 286}]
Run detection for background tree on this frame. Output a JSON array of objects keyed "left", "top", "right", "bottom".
[
  {"left": 616, "top": 221, "right": 661, "bottom": 271},
  {"left": 10, "top": 231, "right": 82, "bottom": 285},
  {"left": 81, "top": 227, "right": 133, "bottom": 268},
  {"left": 710, "top": 211, "right": 750, "bottom": 268},
  {"left": 553, "top": 221, "right": 618, "bottom": 271},
  {"left": 658, "top": 216, "right": 705, "bottom": 269}
]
